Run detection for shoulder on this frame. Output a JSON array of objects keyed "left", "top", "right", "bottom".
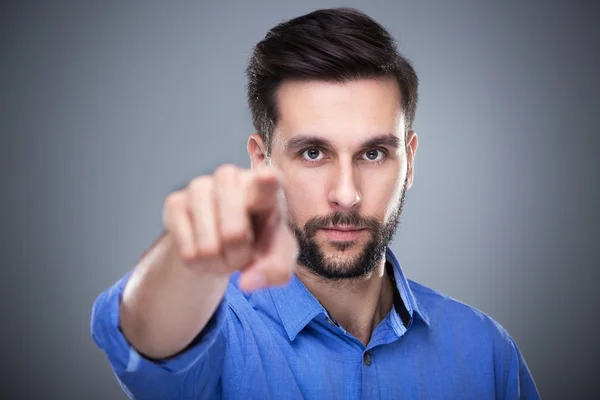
[
  {"left": 408, "top": 279, "right": 515, "bottom": 347},
  {"left": 407, "top": 280, "right": 540, "bottom": 398}
]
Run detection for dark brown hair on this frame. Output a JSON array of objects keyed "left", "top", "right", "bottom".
[{"left": 246, "top": 7, "right": 419, "bottom": 155}]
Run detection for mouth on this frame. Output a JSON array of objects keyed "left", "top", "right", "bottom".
[{"left": 320, "top": 226, "right": 367, "bottom": 241}]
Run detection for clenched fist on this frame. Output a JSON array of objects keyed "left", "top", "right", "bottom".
[{"left": 161, "top": 164, "right": 299, "bottom": 292}]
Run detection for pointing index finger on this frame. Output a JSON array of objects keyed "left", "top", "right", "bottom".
[{"left": 245, "top": 167, "right": 284, "bottom": 214}]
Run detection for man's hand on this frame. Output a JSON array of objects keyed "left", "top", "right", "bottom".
[{"left": 162, "top": 164, "right": 299, "bottom": 291}]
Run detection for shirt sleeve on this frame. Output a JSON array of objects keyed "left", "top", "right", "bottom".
[
  {"left": 90, "top": 271, "right": 228, "bottom": 399},
  {"left": 496, "top": 334, "right": 541, "bottom": 400}
]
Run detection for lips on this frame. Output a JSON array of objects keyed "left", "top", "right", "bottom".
[
  {"left": 322, "top": 226, "right": 364, "bottom": 231},
  {"left": 320, "top": 227, "right": 366, "bottom": 241}
]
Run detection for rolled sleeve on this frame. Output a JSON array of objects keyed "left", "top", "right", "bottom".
[{"left": 90, "top": 272, "right": 228, "bottom": 399}]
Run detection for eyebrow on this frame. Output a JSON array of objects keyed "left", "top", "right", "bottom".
[
  {"left": 283, "top": 133, "right": 401, "bottom": 152},
  {"left": 362, "top": 134, "right": 401, "bottom": 150}
]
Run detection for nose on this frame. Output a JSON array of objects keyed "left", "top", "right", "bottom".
[{"left": 328, "top": 159, "right": 361, "bottom": 212}]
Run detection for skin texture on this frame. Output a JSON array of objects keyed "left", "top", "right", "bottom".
[{"left": 248, "top": 76, "right": 419, "bottom": 344}]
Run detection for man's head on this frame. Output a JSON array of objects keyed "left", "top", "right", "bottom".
[{"left": 246, "top": 8, "right": 419, "bottom": 280}]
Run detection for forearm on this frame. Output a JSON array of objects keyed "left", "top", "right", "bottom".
[{"left": 119, "top": 232, "right": 230, "bottom": 359}]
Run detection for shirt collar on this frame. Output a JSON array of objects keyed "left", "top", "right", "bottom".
[
  {"left": 384, "top": 246, "right": 431, "bottom": 330},
  {"left": 267, "top": 246, "right": 431, "bottom": 342}
]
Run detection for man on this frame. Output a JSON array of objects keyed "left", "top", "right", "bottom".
[{"left": 91, "top": 7, "right": 540, "bottom": 399}]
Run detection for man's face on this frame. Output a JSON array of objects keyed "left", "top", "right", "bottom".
[{"left": 258, "top": 77, "right": 414, "bottom": 280}]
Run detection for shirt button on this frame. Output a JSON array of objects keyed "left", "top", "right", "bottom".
[{"left": 363, "top": 351, "right": 373, "bottom": 366}]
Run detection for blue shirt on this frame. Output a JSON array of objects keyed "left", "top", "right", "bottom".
[{"left": 91, "top": 247, "right": 540, "bottom": 399}]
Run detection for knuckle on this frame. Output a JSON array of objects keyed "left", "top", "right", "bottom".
[
  {"left": 164, "top": 191, "right": 184, "bottom": 210},
  {"left": 214, "top": 164, "right": 239, "bottom": 179},
  {"left": 220, "top": 226, "right": 250, "bottom": 245},
  {"left": 162, "top": 192, "right": 186, "bottom": 229},
  {"left": 196, "top": 242, "right": 222, "bottom": 259},
  {"left": 188, "top": 176, "right": 212, "bottom": 193},
  {"left": 179, "top": 248, "right": 197, "bottom": 263}
]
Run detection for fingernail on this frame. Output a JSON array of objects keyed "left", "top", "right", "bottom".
[{"left": 242, "top": 273, "right": 266, "bottom": 292}]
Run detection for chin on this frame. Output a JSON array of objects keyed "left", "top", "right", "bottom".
[{"left": 322, "top": 239, "right": 362, "bottom": 253}]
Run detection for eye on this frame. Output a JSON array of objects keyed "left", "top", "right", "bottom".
[
  {"left": 301, "top": 148, "right": 325, "bottom": 162},
  {"left": 362, "top": 149, "right": 386, "bottom": 162}
]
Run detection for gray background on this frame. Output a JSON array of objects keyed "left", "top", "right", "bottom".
[{"left": 1, "top": 0, "right": 598, "bottom": 398}]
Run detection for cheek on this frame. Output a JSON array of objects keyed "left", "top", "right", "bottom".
[
  {"left": 361, "top": 163, "right": 405, "bottom": 218},
  {"left": 282, "top": 170, "right": 327, "bottom": 223}
]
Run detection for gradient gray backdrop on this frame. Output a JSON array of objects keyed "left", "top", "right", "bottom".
[{"left": 2, "top": 1, "right": 598, "bottom": 399}]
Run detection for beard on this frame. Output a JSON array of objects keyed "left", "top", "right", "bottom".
[{"left": 288, "top": 175, "right": 408, "bottom": 281}]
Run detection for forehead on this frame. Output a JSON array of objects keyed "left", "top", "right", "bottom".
[{"left": 274, "top": 77, "right": 404, "bottom": 143}]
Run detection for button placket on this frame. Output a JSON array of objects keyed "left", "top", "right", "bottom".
[{"left": 363, "top": 351, "right": 373, "bottom": 366}]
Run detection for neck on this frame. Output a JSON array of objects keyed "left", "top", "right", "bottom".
[{"left": 295, "top": 256, "right": 395, "bottom": 346}]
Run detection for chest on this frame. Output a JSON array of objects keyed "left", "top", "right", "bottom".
[{"left": 220, "top": 319, "right": 494, "bottom": 400}]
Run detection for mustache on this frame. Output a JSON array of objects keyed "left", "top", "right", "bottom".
[{"left": 303, "top": 211, "right": 381, "bottom": 237}]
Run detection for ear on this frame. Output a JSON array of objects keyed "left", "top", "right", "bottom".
[
  {"left": 405, "top": 130, "right": 418, "bottom": 190},
  {"left": 247, "top": 133, "right": 268, "bottom": 169}
]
